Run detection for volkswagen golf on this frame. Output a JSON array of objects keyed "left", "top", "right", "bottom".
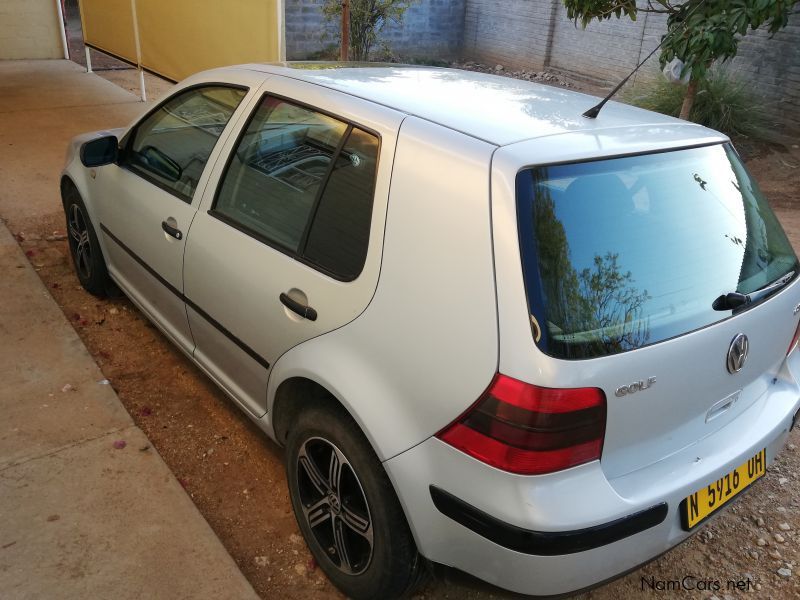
[{"left": 61, "top": 63, "right": 800, "bottom": 598}]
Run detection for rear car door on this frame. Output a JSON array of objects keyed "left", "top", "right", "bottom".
[
  {"left": 93, "top": 83, "right": 250, "bottom": 350},
  {"left": 185, "top": 77, "right": 404, "bottom": 416}
]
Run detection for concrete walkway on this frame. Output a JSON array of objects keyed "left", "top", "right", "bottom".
[
  {"left": 0, "top": 60, "right": 258, "bottom": 600},
  {"left": 0, "top": 59, "right": 171, "bottom": 233}
]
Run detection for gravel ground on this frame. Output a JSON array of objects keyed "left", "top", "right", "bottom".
[{"left": 451, "top": 60, "right": 578, "bottom": 88}]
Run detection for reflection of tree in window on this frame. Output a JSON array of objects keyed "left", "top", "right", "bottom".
[
  {"left": 576, "top": 252, "right": 651, "bottom": 355},
  {"left": 533, "top": 185, "right": 587, "bottom": 339},
  {"left": 533, "top": 171, "right": 650, "bottom": 358}
]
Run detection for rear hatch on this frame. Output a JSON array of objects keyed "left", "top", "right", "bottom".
[{"left": 515, "top": 143, "right": 799, "bottom": 478}]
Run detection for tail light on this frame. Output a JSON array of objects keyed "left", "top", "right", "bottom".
[
  {"left": 788, "top": 321, "right": 800, "bottom": 356},
  {"left": 436, "top": 374, "right": 606, "bottom": 475}
]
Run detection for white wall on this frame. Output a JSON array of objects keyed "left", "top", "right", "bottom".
[{"left": 0, "top": 0, "right": 64, "bottom": 60}]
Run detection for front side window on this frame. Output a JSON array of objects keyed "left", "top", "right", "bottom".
[
  {"left": 125, "top": 86, "right": 247, "bottom": 200},
  {"left": 213, "top": 95, "right": 379, "bottom": 279},
  {"left": 517, "top": 144, "right": 798, "bottom": 359}
]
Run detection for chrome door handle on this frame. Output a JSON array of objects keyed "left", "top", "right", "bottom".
[
  {"left": 279, "top": 292, "right": 318, "bottom": 321},
  {"left": 162, "top": 220, "right": 183, "bottom": 240}
]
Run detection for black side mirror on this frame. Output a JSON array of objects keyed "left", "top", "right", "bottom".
[{"left": 80, "top": 135, "right": 119, "bottom": 167}]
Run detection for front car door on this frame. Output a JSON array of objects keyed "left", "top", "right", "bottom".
[
  {"left": 184, "top": 76, "right": 404, "bottom": 415},
  {"left": 93, "top": 81, "right": 252, "bottom": 351}
]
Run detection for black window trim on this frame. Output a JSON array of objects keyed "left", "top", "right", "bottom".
[
  {"left": 207, "top": 91, "right": 382, "bottom": 283},
  {"left": 296, "top": 123, "right": 354, "bottom": 256},
  {"left": 513, "top": 139, "right": 725, "bottom": 174},
  {"left": 118, "top": 82, "right": 251, "bottom": 205}
]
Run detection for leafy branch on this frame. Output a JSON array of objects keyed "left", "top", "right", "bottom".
[{"left": 562, "top": 0, "right": 799, "bottom": 118}]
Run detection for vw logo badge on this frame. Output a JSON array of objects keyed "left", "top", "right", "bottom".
[{"left": 727, "top": 334, "right": 749, "bottom": 374}]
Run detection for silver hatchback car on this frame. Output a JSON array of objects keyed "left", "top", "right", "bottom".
[{"left": 61, "top": 64, "right": 800, "bottom": 598}]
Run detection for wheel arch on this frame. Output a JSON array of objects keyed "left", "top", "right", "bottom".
[
  {"left": 264, "top": 337, "right": 437, "bottom": 463},
  {"left": 59, "top": 165, "right": 114, "bottom": 266},
  {"left": 59, "top": 171, "right": 97, "bottom": 226},
  {"left": 271, "top": 375, "right": 346, "bottom": 446},
  {"left": 278, "top": 372, "right": 427, "bottom": 597},
  {"left": 60, "top": 174, "right": 78, "bottom": 208}
]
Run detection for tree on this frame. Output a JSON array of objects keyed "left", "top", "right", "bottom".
[
  {"left": 562, "top": 1, "right": 799, "bottom": 119},
  {"left": 322, "top": 0, "right": 417, "bottom": 62}
]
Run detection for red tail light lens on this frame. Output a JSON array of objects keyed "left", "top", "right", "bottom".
[
  {"left": 436, "top": 374, "right": 606, "bottom": 475},
  {"left": 788, "top": 321, "right": 800, "bottom": 356}
]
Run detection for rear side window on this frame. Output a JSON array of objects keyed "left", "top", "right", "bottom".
[
  {"left": 213, "top": 95, "right": 379, "bottom": 280},
  {"left": 517, "top": 144, "right": 798, "bottom": 359},
  {"left": 125, "top": 86, "right": 246, "bottom": 201},
  {"left": 304, "top": 128, "right": 379, "bottom": 279}
]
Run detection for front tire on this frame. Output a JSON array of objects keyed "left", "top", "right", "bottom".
[
  {"left": 286, "top": 404, "right": 424, "bottom": 599},
  {"left": 62, "top": 183, "right": 112, "bottom": 297}
]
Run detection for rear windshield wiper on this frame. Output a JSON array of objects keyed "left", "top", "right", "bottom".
[{"left": 713, "top": 271, "right": 796, "bottom": 311}]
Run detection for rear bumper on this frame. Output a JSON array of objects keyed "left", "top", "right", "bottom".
[
  {"left": 430, "top": 485, "right": 668, "bottom": 556},
  {"left": 384, "top": 364, "right": 800, "bottom": 596}
]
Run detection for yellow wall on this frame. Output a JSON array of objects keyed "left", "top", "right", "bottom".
[
  {"left": 137, "top": 0, "right": 280, "bottom": 81},
  {"left": 0, "top": 0, "right": 64, "bottom": 60},
  {"left": 80, "top": 0, "right": 281, "bottom": 82},
  {"left": 79, "top": 0, "right": 137, "bottom": 65}
]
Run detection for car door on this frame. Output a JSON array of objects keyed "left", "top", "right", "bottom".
[
  {"left": 92, "top": 83, "right": 251, "bottom": 351},
  {"left": 183, "top": 77, "right": 404, "bottom": 416}
]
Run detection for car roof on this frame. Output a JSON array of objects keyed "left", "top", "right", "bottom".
[{"left": 234, "top": 62, "right": 722, "bottom": 147}]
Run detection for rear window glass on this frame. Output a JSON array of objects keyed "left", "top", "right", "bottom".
[{"left": 517, "top": 144, "right": 798, "bottom": 359}]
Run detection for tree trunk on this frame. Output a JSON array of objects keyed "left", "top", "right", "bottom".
[
  {"left": 340, "top": 0, "right": 350, "bottom": 61},
  {"left": 680, "top": 78, "right": 698, "bottom": 120}
]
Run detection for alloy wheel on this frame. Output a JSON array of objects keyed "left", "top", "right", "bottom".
[
  {"left": 68, "top": 203, "right": 92, "bottom": 279},
  {"left": 296, "top": 436, "right": 374, "bottom": 575}
]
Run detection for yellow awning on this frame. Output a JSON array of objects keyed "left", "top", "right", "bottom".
[{"left": 79, "top": 0, "right": 282, "bottom": 82}]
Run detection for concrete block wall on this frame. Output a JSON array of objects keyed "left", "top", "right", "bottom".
[
  {"left": 462, "top": 1, "right": 670, "bottom": 81},
  {"left": 0, "top": 0, "right": 64, "bottom": 60},
  {"left": 462, "top": 0, "right": 556, "bottom": 71},
  {"left": 462, "top": 1, "right": 800, "bottom": 133},
  {"left": 549, "top": 5, "right": 668, "bottom": 85},
  {"left": 727, "top": 14, "right": 800, "bottom": 132},
  {"left": 285, "top": 0, "right": 466, "bottom": 60},
  {"left": 285, "top": 0, "right": 338, "bottom": 58},
  {"left": 380, "top": 0, "right": 465, "bottom": 57}
]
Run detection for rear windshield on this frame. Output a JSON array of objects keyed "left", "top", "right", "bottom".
[{"left": 517, "top": 144, "right": 798, "bottom": 360}]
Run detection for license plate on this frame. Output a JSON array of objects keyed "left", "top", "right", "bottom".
[{"left": 681, "top": 448, "right": 766, "bottom": 530}]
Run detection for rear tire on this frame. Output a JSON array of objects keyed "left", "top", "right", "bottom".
[
  {"left": 286, "top": 404, "right": 425, "bottom": 599},
  {"left": 62, "top": 183, "right": 113, "bottom": 297}
]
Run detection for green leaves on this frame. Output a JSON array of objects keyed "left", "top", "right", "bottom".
[
  {"left": 563, "top": 1, "right": 638, "bottom": 26},
  {"left": 624, "top": 69, "right": 768, "bottom": 138},
  {"left": 562, "top": 0, "right": 798, "bottom": 80},
  {"left": 322, "top": 0, "right": 417, "bottom": 61}
]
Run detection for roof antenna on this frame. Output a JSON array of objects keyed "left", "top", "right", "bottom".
[{"left": 582, "top": 0, "right": 706, "bottom": 119}]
